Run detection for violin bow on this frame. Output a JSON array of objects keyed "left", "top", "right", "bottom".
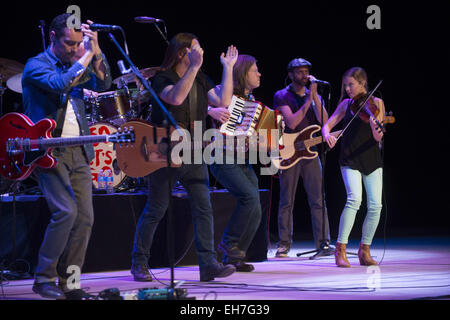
[{"left": 335, "top": 79, "right": 383, "bottom": 141}]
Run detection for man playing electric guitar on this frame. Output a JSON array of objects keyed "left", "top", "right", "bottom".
[
  {"left": 22, "top": 13, "right": 111, "bottom": 299},
  {"left": 273, "top": 58, "right": 333, "bottom": 257}
]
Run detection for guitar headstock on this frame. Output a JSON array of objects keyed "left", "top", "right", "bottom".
[
  {"left": 109, "top": 126, "right": 135, "bottom": 144},
  {"left": 384, "top": 111, "right": 396, "bottom": 125}
]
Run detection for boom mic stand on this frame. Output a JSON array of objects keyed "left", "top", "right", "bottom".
[
  {"left": 296, "top": 83, "right": 333, "bottom": 259},
  {"left": 108, "top": 33, "right": 189, "bottom": 299}
]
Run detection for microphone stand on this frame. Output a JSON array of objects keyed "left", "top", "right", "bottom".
[
  {"left": 38, "top": 20, "right": 46, "bottom": 51},
  {"left": 154, "top": 22, "right": 169, "bottom": 45},
  {"left": 107, "top": 33, "right": 185, "bottom": 298},
  {"left": 296, "top": 84, "right": 336, "bottom": 259}
]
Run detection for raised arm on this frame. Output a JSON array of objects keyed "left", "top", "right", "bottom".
[
  {"left": 159, "top": 42, "right": 203, "bottom": 106},
  {"left": 208, "top": 45, "right": 238, "bottom": 108}
]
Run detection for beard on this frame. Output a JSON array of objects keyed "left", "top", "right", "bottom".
[{"left": 293, "top": 77, "right": 308, "bottom": 87}]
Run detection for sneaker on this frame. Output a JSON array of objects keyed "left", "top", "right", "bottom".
[
  {"left": 200, "top": 263, "right": 236, "bottom": 282},
  {"left": 217, "top": 242, "right": 246, "bottom": 260},
  {"left": 64, "top": 289, "right": 96, "bottom": 300},
  {"left": 275, "top": 245, "right": 290, "bottom": 258},
  {"left": 32, "top": 282, "right": 65, "bottom": 300},
  {"left": 131, "top": 264, "right": 153, "bottom": 282}
]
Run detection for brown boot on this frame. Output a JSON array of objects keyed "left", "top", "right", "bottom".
[
  {"left": 358, "top": 243, "right": 378, "bottom": 266},
  {"left": 335, "top": 242, "right": 351, "bottom": 268}
]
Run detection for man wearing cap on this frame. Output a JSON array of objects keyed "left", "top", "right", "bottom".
[{"left": 274, "top": 58, "right": 333, "bottom": 257}]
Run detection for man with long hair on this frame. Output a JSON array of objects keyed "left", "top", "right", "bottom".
[{"left": 131, "top": 33, "right": 239, "bottom": 282}]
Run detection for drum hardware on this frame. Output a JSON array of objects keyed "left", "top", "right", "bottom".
[
  {"left": 0, "top": 57, "right": 25, "bottom": 115},
  {"left": 0, "top": 58, "right": 25, "bottom": 82},
  {"left": 6, "top": 73, "right": 23, "bottom": 94},
  {"left": 113, "top": 66, "right": 160, "bottom": 87}
]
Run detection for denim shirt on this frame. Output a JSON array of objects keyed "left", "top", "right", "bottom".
[{"left": 22, "top": 47, "right": 112, "bottom": 162}]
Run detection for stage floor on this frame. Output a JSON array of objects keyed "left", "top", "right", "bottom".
[{"left": 1, "top": 237, "right": 449, "bottom": 301}]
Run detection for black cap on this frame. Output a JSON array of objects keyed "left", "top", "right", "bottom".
[{"left": 287, "top": 58, "right": 312, "bottom": 71}]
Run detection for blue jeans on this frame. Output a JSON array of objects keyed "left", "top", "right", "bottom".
[
  {"left": 337, "top": 166, "right": 383, "bottom": 245},
  {"left": 209, "top": 163, "right": 262, "bottom": 257},
  {"left": 132, "top": 164, "right": 217, "bottom": 269}
]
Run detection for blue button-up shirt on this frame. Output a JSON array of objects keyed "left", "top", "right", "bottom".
[{"left": 22, "top": 47, "right": 112, "bottom": 162}]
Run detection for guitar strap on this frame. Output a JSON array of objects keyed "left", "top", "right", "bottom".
[{"left": 188, "top": 78, "right": 198, "bottom": 133}]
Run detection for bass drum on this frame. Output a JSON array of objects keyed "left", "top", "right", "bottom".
[{"left": 89, "top": 122, "right": 126, "bottom": 190}]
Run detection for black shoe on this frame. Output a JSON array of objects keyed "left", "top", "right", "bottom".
[
  {"left": 64, "top": 289, "right": 96, "bottom": 300},
  {"left": 32, "top": 282, "right": 65, "bottom": 300},
  {"left": 320, "top": 244, "right": 335, "bottom": 256},
  {"left": 232, "top": 261, "right": 255, "bottom": 272},
  {"left": 131, "top": 264, "right": 153, "bottom": 282},
  {"left": 200, "top": 263, "right": 236, "bottom": 282},
  {"left": 217, "top": 242, "right": 245, "bottom": 260}
]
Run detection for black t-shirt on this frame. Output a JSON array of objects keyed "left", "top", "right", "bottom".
[
  {"left": 339, "top": 101, "right": 383, "bottom": 175},
  {"left": 273, "top": 85, "right": 320, "bottom": 134},
  {"left": 151, "top": 68, "right": 215, "bottom": 132}
]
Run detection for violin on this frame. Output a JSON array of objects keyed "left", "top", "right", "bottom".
[{"left": 349, "top": 93, "right": 384, "bottom": 131}]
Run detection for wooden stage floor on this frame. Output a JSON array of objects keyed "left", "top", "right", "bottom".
[{"left": 1, "top": 237, "right": 449, "bottom": 302}]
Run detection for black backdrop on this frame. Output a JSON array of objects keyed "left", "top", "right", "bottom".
[{"left": 1, "top": 1, "right": 448, "bottom": 239}]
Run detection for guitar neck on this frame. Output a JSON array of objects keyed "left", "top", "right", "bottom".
[
  {"left": 304, "top": 130, "right": 342, "bottom": 148},
  {"left": 30, "top": 135, "right": 109, "bottom": 149}
]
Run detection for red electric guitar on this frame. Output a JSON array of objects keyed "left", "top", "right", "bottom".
[{"left": 0, "top": 112, "right": 134, "bottom": 181}]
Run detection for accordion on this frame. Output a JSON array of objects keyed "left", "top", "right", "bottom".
[{"left": 219, "top": 95, "right": 282, "bottom": 150}]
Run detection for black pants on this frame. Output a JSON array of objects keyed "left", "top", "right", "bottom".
[{"left": 277, "top": 157, "right": 330, "bottom": 249}]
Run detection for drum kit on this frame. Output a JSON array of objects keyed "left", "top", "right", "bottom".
[
  {"left": 0, "top": 56, "right": 158, "bottom": 192},
  {"left": 86, "top": 66, "right": 159, "bottom": 191}
]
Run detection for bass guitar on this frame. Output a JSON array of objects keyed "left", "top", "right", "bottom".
[{"left": 272, "top": 115, "right": 395, "bottom": 170}]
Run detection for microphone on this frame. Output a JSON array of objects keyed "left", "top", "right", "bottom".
[
  {"left": 135, "top": 16, "right": 164, "bottom": 24},
  {"left": 117, "top": 60, "right": 131, "bottom": 75},
  {"left": 311, "top": 79, "right": 330, "bottom": 86},
  {"left": 90, "top": 24, "right": 121, "bottom": 31}
]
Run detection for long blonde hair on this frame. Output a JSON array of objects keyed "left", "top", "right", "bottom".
[{"left": 339, "top": 67, "right": 368, "bottom": 103}]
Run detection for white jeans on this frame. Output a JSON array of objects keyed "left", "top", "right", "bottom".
[{"left": 337, "top": 167, "right": 383, "bottom": 245}]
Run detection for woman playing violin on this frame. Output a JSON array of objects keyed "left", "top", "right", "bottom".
[{"left": 321, "top": 67, "right": 385, "bottom": 267}]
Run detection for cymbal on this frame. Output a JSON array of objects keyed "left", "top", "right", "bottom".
[
  {"left": 113, "top": 67, "right": 160, "bottom": 86},
  {"left": 6, "top": 73, "right": 23, "bottom": 93},
  {"left": 0, "top": 58, "right": 24, "bottom": 81}
]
